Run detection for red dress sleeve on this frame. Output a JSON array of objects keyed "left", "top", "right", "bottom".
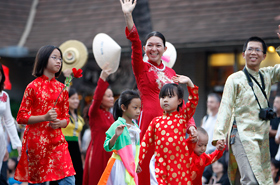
[
  {"left": 16, "top": 83, "right": 34, "bottom": 124},
  {"left": 180, "top": 85, "right": 199, "bottom": 132},
  {"left": 88, "top": 78, "right": 109, "bottom": 125},
  {"left": 125, "top": 25, "right": 146, "bottom": 78},
  {"left": 204, "top": 147, "right": 225, "bottom": 166},
  {"left": 59, "top": 88, "right": 70, "bottom": 126}
]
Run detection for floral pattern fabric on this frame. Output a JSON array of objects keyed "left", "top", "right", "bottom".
[
  {"left": 15, "top": 75, "right": 75, "bottom": 184},
  {"left": 213, "top": 65, "right": 280, "bottom": 185}
]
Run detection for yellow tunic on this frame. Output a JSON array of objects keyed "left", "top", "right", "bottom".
[
  {"left": 61, "top": 115, "right": 84, "bottom": 141},
  {"left": 213, "top": 65, "right": 280, "bottom": 185}
]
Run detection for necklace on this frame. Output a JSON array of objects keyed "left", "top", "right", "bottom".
[{"left": 144, "top": 60, "right": 166, "bottom": 72}]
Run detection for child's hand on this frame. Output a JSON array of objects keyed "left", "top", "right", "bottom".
[
  {"left": 216, "top": 139, "right": 225, "bottom": 147},
  {"left": 45, "top": 108, "right": 57, "bottom": 122},
  {"left": 216, "top": 142, "right": 225, "bottom": 151},
  {"left": 136, "top": 165, "right": 142, "bottom": 173},
  {"left": 115, "top": 124, "right": 126, "bottom": 136},
  {"left": 188, "top": 126, "right": 197, "bottom": 143},
  {"left": 172, "top": 74, "right": 194, "bottom": 87}
]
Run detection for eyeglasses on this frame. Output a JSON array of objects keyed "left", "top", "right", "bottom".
[
  {"left": 246, "top": 47, "right": 263, "bottom": 53},
  {"left": 50, "top": 56, "right": 63, "bottom": 62}
]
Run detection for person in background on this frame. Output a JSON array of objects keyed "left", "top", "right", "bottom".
[
  {"left": 207, "top": 156, "right": 230, "bottom": 185},
  {"left": 7, "top": 157, "right": 28, "bottom": 185},
  {"left": 59, "top": 87, "right": 84, "bottom": 185},
  {"left": 80, "top": 104, "right": 91, "bottom": 167},
  {"left": 271, "top": 95, "right": 280, "bottom": 158},
  {"left": 0, "top": 63, "right": 22, "bottom": 184},
  {"left": 201, "top": 93, "right": 221, "bottom": 153},
  {"left": 271, "top": 158, "right": 280, "bottom": 185},
  {"left": 83, "top": 66, "right": 115, "bottom": 185}
]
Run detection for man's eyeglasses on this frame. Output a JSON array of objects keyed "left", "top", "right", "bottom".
[
  {"left": 247, "top": 47, "right": 263, "bottom": 53},
  {"left": 50, "top": 56, "right": 63, "bottom": 62}
]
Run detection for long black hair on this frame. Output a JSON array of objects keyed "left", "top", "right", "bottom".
[
  {"left": 32, "top": 45, "right": 63, "bottom": 77},
  {"left": 68, "top": 87, "right": 78, "bottom": 116},
  {"left": 113, "top": 90, "right": 140, "bottom": 120},
  {"left": 159, "top": 83, "right": 184, "bottom": 111}
]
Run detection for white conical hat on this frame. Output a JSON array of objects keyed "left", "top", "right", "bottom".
[
  {"left": 143, "top": 41, "right": 177, "bottom": 68},
  {"left": 59, "top": 40, "right": 88, "bottom": 71},
  {"left": 92, "top": 33, "right": 121, "bottom": 73}
]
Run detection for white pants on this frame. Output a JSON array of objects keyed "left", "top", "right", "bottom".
[{"left": 149, "top": 154, "right": 158, "bottom": 185}]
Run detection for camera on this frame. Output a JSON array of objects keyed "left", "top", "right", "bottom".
[{"left": 259, "top": 107, "right": 276, "bottom": 120}]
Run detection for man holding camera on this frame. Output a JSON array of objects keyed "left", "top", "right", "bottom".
[{"left": 212, "top": 25, "right": 280, "bottom": 185}]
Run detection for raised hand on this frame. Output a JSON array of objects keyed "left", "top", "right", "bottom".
[
  {"left": 172, "top": 74, "right": 194, "bottom": 87},
  {"left": 120, "top": 0, "right": 137, "bottom": 14},
  {"left": 100, "top": 63, "right": 113, "bottom": 81}
]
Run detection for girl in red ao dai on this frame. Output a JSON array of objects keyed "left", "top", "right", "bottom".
[
  {"left": 15, "top": 45, "right": 75, "bottom": 185},
  {"left": 139, "top": 75, "right": 199, "bottom": 185}
]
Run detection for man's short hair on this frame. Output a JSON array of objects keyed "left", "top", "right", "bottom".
[{"left": 242, "top": 36, "right": 267, "bottom": 54}]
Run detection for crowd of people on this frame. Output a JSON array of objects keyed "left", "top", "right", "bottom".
[{"left": 1, "top": 0, "right": 280, "bottom": 185}]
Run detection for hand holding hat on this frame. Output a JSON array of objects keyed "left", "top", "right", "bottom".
[{"left": 92, "top": 33, "right": 121, "bottom": 73}]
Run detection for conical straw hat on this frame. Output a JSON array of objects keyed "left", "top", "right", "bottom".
[
  {"left": 92, "top": 33, "right": 121, "bottom": 73},
  {"left": 59, "top": 40, "right": 88, "bottom": 71}
]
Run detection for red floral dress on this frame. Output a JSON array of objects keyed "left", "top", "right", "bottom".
[
  {"left": 139, "top": 86, "right": 199, "bottom": 185},
  {"left": 190, "top": 148, "right": 225, "bottom": 185},
  {"left": 14, "top": 75, "right": 75, "bottom": 184}
]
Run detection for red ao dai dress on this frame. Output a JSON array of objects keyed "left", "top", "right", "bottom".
[
  {"left": 14, "top": 75, "right": 75, "bottom": 184},
  {"left": 83, "top": 78, "right": 115, "bottom": 185},
  {"left": 139, "top": 86, "right": 199, "bottom": 185}
]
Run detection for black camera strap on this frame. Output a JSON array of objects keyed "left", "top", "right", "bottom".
[{"left": 243, "top": 67, "right": 270, "bottom": 109}]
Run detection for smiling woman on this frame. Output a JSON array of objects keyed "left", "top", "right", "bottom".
[{"left": 119, "top": 1, "right": 196, "bottom": 184}]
